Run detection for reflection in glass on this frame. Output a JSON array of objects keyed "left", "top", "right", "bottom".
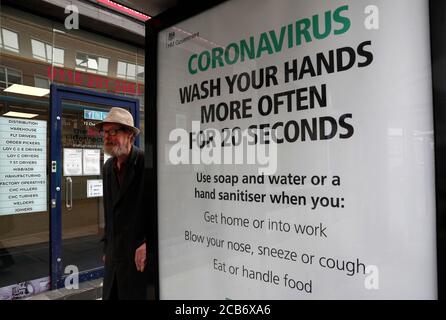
[
  {"left": 1, "top": 28, "right": 19, "bottom": 52},
  {"left": 76, "top": 53, "right": 109, "bottom": 75},
  {"left": 31, "top": 39, "right": 65, "bottom": 66}
]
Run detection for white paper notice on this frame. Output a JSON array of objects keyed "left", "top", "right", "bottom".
[
  {"left": 87, "top": 179, "right": 103, "bottom": 198},
  {"left": 0, "top": 117, "right": 47, "bottom": 216},
  {"left": 83, "top": 149, "right": 100, "bottom": 175},
  {"left": 63, "top": 148, "right": 82, "bottom": 176}
]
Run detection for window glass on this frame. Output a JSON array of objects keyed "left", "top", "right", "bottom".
[
  {"left": 116, "top": 61, "right": 143, "bottom": 81},
  {"left": 7, "top": 69, "right": 22, "bottom": 85},
  {"left": 1, "top": 28, "right": 19, "bottom": 52},
  {"left": 0, "top": 67, "right": 5, "bottom": 83},
  {"left": 127, "top": 63, "right": 136, "bottom": 80},
  {"left": 117, "top": 61, "right": 126, "bottom": 78},
  {"left": 98, "top": 57, "right": 108, "bottom": 75},
  {"left": 0, "top": 68, "right": 6, "bottom": 90},
  {"left": 87, "top": 57, "right": 98, "bottom": 70},
  {"left": 31, "top": 39, "right": 46, "bottom": 60},
  {"left": 31, "top": 39, "right": 64, "bottom": 66},
  {"left": 35, "top": 76, "right": 50, "bottom": 89},
  {"left": 76, "top": 53, "right": 108, "bottom": 75},
  {"left": 53, "top": 48, "right": 64, "bottom": 66},
  {"left": 0, "top": 67, "right": 22, "bottom": 89},
  {"left": 75, "top": 52, "right": 87, "bottom": 68},
  {"left": 137, "top": 65, "right": 144, "bottom": 82},
  {"left": 45, "top": 44, "right": 52, "bottom": 61}
]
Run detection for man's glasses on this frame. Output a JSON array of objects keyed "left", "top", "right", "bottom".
[{"left": 100, "top": 128, "right": 124, "bottom": 136}]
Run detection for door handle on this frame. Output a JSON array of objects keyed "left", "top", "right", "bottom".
[{"left": 66, "top": 177, "right": 73, "bottom": 211}]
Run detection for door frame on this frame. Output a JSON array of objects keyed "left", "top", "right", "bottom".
[{"left": 49, "top": 84, "right": 140, "bottom": 289}]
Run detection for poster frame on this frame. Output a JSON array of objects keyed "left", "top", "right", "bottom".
[{"left": 146, "top": 0, "right": 445, "bottom": 300}]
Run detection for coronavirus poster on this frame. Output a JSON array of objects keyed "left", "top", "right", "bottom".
[{"left": 155, "top": 0, "right": 437, "bottom": 299}]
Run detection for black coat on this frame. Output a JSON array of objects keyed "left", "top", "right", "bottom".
[{"left": 102, "top": 146, "right": 148, "bottom": 300}]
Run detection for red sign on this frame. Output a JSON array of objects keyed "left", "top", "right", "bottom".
[{"left": 47, "top": 66, "right": 144, "bottom": 95}]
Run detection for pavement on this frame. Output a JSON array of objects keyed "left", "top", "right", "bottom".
[{"left": 26, "top": 278, "right": 103, "bottom": 300}]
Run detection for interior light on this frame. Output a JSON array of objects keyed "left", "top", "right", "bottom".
[
  {"left": 3, "top": 84, "right": 50, "bottom": 97},
  {"left": 3, "top": 111, "right": 39, "bottom": 119}
]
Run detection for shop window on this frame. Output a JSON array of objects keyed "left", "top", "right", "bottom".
[
  {"left": 76, "top": 52, "right": 109, "bottom": 75},
  {"left": 0, "top": 28, "right": 19, "bottom": 53},
  {"left": 0, "top": 66, "right": 23, "bottom": 90},
  {"left": 117, "top": 61, "right": 144, "bottom": 82},
  {"left": 31, "top": 39, "right": 64, "bottom": 66}
]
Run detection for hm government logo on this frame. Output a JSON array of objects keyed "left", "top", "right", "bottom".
[
  {"left": 168, "top": 31, "right": 175, "bottom": 42},
  {"left": 166, "top": 30, "right": 199, "bottom": 48}
]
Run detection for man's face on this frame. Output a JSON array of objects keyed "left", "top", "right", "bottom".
[{"left": 102, "top": 123, "right": 133, "bottom": 157}]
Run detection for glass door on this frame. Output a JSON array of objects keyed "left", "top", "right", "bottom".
[
  {"left": 50, "top": 85, "right": 139, "bottom": 289},
  {"left": 60, "top": 100, "right": 108, "bottom": 280}
]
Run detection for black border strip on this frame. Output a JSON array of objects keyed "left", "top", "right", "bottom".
[
  {"left": 429, "top": 0, "right": 445, "bottom": 300},
  {"left": 146, "top": 0, "right": 445, "bottom": 300}
]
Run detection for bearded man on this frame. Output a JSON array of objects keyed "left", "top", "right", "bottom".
[{"left": 95, "top": 107, "right": 148, "bottom": 300}]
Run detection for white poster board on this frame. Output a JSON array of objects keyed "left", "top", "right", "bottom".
[
  {"left": 87, "top": 179, "right": 103, "bottom": 198},
  {"left": 83, "top": 149, "right": 101, "bottom": 175},
  {"left": 156, "top": 0, "right": 437, "bottom": 299},
  {"left": 63, "top": 148, "right": 82, "bottom": 176},
  {"left": 0, "top": 117, "right": 47, "bottom": 216}
]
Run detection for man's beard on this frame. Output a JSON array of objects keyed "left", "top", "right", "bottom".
[{"left": 104, "top": 142, "right": 127, "bottom": 157}]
